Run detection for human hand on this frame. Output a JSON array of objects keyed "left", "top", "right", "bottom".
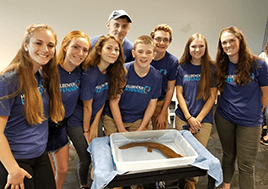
[
  {"left": 118, "top": 127, "right": 128, "bottom": 133},
  {"left": 88, "top": 126, "right": 98, "bottom": 144},
  {"left": 5, "top": 167, "right": 32, "bottom": 189},
  {"left": 188, "top": 117, "right": 201, "bottom": 134},
  {"left": 155, "top": 113, "right": 167, "bottom": 130},
  {"left": 83, "top": 132, "right": 90, "bottom": 145}
]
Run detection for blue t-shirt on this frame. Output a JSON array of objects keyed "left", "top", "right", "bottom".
[
  {"left": 150, "top": 51, "right": 178, "bottom": 101},
  {"left": 80, "top": 66, "right": 109, "bottom": 124},
  {"left": 58, "top": 65, "right": 81, "bottom": 118},
  {"left": 104, "top": 61, "right": 162, "bottom": 123},
  {"left": 0, "top": 70, "right": 49, "bottom": 159},
  {"left": 217, "top": 59, "right": 268, "bottom": 127},
  {"left": 90, "top": 34, "right": 134, "bottom": 63},
  {"left": 175, "top": 62, "right": 215, "bottom": 124}
]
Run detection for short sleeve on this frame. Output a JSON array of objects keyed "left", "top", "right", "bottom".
[
  {"left": 175, "top": 65, "right": 184, "bottom": 86},
  {"left": 80, "top": 68, "right": 97, "bottom": 101},
  {"left": 168, "top": 59, "right": 178, "bottom": 81},
  {"left": 0, "top": 74, "right": 18, "bottom": 116},
  {"left": 255, "top": 59, "right": 268, "bottom": 87}
]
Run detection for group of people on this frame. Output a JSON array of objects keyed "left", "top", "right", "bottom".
[{"left": 0, "top": 9, "right": 268, "bottom": 189}]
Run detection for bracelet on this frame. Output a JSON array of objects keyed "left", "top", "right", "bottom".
[
  {"left": 84, "top": 130, "right": 90, "bottom": 133},
  {"left": 186, "top": 116, "right": 192, "bottom": 121}
]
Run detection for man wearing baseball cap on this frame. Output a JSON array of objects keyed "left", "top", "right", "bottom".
[{"left": 90, "top": 9, "right": 134, "bottom": 63}]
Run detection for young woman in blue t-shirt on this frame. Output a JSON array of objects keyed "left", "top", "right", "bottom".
[
  {"left": 215, "top": 26, "right": 268, "bottom": 189},
  {"left": 47, "top": 31, "right": 91, "bottom": 189},
  {"left": 0, "top": 24, "right": 64, "bottom": 189},
  {"left": 81, "top": 34, "right": 126, "bottom": 144},
  {"left": 175, "top": 33, "right": 217, "bottom": 189}
]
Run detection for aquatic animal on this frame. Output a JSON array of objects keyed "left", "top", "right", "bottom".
[{"left": 119, "top": 142, "right": 183, "bottom": 158}]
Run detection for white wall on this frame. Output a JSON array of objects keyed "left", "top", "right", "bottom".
[{"left": 1, "top": 0, "right": 268, "bottom": 71}]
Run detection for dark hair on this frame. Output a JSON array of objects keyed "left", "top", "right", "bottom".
[
  {"left": 215, "top": 26, "right": 256, "bottom": 91},
  {"left": 82, "top": 34, "right": 126, "bottom": 100}
]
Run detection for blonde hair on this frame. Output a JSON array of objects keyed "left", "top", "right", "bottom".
[
  {"left": 180, "top": 33, "right": 214, "bottom": 101},
  {"left": 134, "top": 35, "right": 155, "bottom": 50},
  {"left": 0, "top": 23, "right": 64, "bottom": 125}
]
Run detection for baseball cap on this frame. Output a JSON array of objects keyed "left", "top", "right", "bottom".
[{"left": 107, "top": 10, "right": 132, "bottom": 23}]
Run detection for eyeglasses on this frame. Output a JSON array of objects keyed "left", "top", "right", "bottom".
[{"left": 154, "top": 37, "right": 170, "bottom": 43}]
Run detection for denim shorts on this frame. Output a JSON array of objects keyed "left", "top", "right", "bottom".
[{"left": 47, "top": 124, "right": 68, "bottom": 152}]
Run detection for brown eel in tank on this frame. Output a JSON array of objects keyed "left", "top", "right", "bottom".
[{"left": 119, "top": 142, "right": 183, "bottom": 158}]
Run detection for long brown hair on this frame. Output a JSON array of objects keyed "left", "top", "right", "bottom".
[
  {"left": 215, "top": 26, "right": 257, "bottom": 92},
  {"left": 0, "top": 23, "right": 64, "bottom": 125},
  {"left": 82, "top": 34, "right": 126, "bottom": 100},
  {"left": 57, "top": 30, "right": 91, "bottom": 68},
  {"left": 179, "top": 33, "right": 214, "bottom": 101}
]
